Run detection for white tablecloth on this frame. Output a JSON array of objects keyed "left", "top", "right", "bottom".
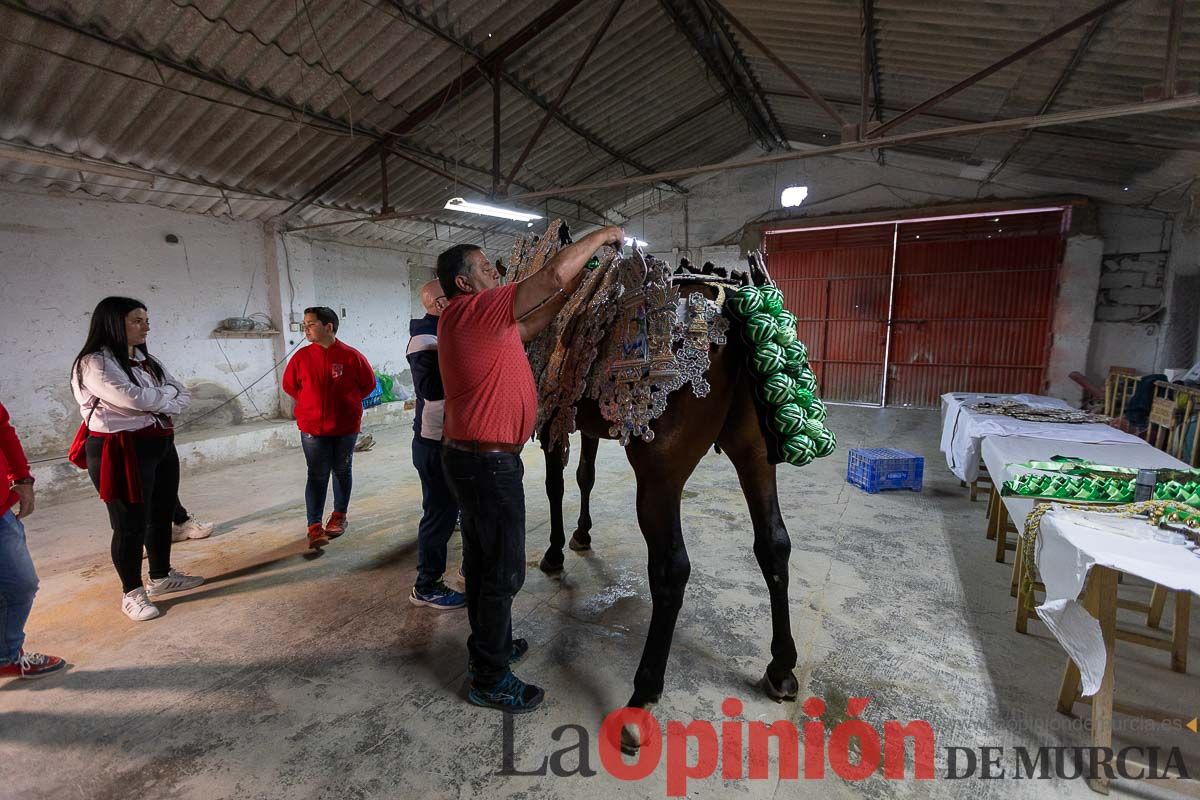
[
  {"left": 1034, "top": 507, "right": 1200, "bottom": 695},
  {"left": 981, "top": 436, "right": 1189, "bottom": 534},
  {"left": 938, "top": 392, "right": 1141, "bottom": 482}
]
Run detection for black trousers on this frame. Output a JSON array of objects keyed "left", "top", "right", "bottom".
[
  {"left": 412, "top": 437, "right": 459, "bottom": 592},
  {"left": 441, "top": 447, "right": 525, "bottom": 688},
  {"left": 86, "top": 434, "right": 180, "bottom": 593}
]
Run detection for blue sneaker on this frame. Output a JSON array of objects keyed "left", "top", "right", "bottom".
[
  {"left": 409, "top": 581, "right": 466, "bottom": 610},
  {"left": 467, "top": 638, "right": 529, "bottom": 679},
  {"left": 468, "top": 671, "right": 545, "bottom": 713}
]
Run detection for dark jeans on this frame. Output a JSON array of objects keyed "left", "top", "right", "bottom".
[
  {"left": 413, "top": 437, "right": 459, "bottom": 593},
  {"left": 173, "top": 502, "right": 189, "bottom": 526},
  {"left": 301, "top": 432, "right": 357, "bottom": 525},
  {"left": 85, "top": 434, "right": 180, "bottom": 593},
  {"left": 442, "top": 447, "right": 526, "bottom": 688}
]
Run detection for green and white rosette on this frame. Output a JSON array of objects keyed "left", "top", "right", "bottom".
[{"left": 726, "top": 283, "right": 836, "bottom": 467}]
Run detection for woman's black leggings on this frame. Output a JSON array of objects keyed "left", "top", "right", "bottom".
[{"left": 85, "top": 435, "right": 180, "bottom": 593}]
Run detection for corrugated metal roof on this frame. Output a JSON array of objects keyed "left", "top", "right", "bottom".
[{"left": 0, "top": 0, "right": 1196, "bottom": 246}]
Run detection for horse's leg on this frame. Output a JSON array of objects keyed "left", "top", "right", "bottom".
[
  {"left": 717, "top": 396, "right": 799, "bottom": 702},
  {"left": 538, "top": 442, "right": 568, "bottom": 573},
  {"left": 618, "top": 436, "right": 709, "bottom": 753},
  {"left": 568, "top": 433, "right": 599, "bottom": 552}
]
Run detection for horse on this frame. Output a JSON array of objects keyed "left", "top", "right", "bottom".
[{"left": 532, "top": 259, "right": 800, "bottom": 752}]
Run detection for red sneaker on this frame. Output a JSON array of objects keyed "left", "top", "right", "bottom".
[
  {"left": 324, "top": 512, "right": 347, "bottom": 539},
  {"left": 0, "top": 649, "right": 66, "bottom": 679},
  {"left": 307, "top": 523, "right": 329, "bottom": 549}
]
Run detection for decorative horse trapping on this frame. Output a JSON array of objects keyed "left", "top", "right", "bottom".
[
  {"left": 517, "top": 224, "right": 730, "bottom": 457},
  {"left": 725, "top": 254, "right": 836, "bottom": 467}
]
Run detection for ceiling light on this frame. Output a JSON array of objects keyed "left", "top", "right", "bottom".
[
  {"left": 1122, "top": 186, "right": 1130, "bottom": 191},
  {"left": 781, "top": 185, "right": 809, "bottom": 207},
  {"left": 444, "top": 197, "right": 542, "bottom": 222},
  {"left": 625, "top": 237, "right": 648, "bottom": 248}
]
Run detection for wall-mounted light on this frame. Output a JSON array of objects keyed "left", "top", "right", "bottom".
[{"left": 781, "top": 185, "right": 809, "bottom": 208}]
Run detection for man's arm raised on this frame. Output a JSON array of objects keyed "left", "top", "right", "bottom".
[{"left": 514, "top": 225, "right": 624, "bottom": 343}]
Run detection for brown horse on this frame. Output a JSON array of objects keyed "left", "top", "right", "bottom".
[{"left": 535, "top": 277, "right": 799, "bottom": 749}]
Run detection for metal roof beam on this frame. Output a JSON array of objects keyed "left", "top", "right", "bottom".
[
  {"left": 980, "top": 16, "right": 1108, "bottom": 185},
  {"left": 702, "top": 0, "right": 847, "bottom": 130},
  {"left": 501, "top": 0, "right": 626, "bottom": 193},
  {"left": 657, "top": 0, "right": 782, "bottom": 149},
  {"left": 282, "top": 0, "right": 587, "bottom": 217},
  {"left": 386, "top": 0, "right": 689, "bottom": 196},
  {"left": 870, "top": 0, "right": 1134, "bottom": 138}
]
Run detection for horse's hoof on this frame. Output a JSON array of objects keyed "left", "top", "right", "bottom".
[
  {"left": 538, "top": 553, "right": 564, "bottom": 574},
  {"left": 759, "top": 668, "right": 799, "bottom": 703},
  {"left": 618, "top": 701, "right": 657, "bottom": 755},
  {"left": 620, "top": 725, "right": 640, "bottom": 756},
  {"left": 568, "top": 533, "right": 591, "bottom": 552}
]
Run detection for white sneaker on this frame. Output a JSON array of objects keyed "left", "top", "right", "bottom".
[
  {"left": 172, "top": 517, "right": 214, "bottom": 541},
  {"left": 122, "top": 588, "right": 160, "bottom": 621},
  {"left": 145, "top": 569, "right": 205, "bottom": 598}
]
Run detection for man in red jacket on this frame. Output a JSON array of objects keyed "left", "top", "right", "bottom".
[
  {"left": 282, "top": 306, "right": 377, "bottom": 548},
  {"left": 0, "top": 401, "right": 65, "bottom": 679}
]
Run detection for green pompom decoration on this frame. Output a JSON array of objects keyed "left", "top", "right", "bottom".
[
  {"left": 802, "top": 418, "right": 825, "bottom": 440},
  {"left": 794, "top": 367, "right": 818, "bottom": 393},
  {"left": 759, "top": 284, "right": 785, "bottom": 317},
  {"left": 808, "top": 397, "right": 828, "bottom": 421},
  {"left": 727, "top": 286, "right": 763, "bottom": 319},
  {"left": 759, "top": 373, "right": 797, "bottom": 406},
  {"left": 812, "top": 429, "right": 837, "bottom": 458},
  {"left": 781, "top": 434, "right": 816, "bottom": 466},
  {"left": 785, "top": 341, "right": 808, "bottom": 367},
  {"left": 793, "top": 387, "right": 815, "bottom": 408},
  {"left": 751, "top": 341, "right": 787, "bottom": 375},
  {"left": 773, "top": 403, "right": 807, "bottom": 437},
  {"left": 744, "top": 313, "right": 778, "bottom": 345}
]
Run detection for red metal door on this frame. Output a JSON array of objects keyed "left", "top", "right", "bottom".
[
  {"left": 885, "top": 211, "right": 1064, "bottom": 407},
  {"left": 768, "top": 225, "right": 894, "bottom": 404}
]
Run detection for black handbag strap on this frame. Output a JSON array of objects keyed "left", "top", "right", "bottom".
[{"left": 84, "top": 397, "right": 99, "bottom": 430}]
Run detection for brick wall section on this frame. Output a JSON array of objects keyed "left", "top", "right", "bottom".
[{"left": 1095, "top": 251, "right": 1167, "bottom": 322}]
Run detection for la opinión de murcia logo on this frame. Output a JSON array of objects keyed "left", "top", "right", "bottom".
[{"left": 499, "top": 697, "right": 1192, "bottom": 796}]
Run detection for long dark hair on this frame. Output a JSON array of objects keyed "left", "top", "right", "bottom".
[{"left": 72, "top": 296, "right": 165, "bottom": 389}]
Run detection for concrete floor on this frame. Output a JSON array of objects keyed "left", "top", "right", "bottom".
[{"left": 5, "top": 406, "right": 1198, "bottom": 799}]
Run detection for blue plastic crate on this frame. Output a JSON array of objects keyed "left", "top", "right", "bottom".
[{"left": 846, "top": 448, "right": 923, "bottom": 493}]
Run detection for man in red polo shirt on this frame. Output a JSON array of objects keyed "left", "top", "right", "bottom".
[{"left": 437, "top": 224, "right": 624, "bottom": 712}]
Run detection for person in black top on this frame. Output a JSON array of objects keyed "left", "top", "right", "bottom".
[{"left": 407, "top": 280, "right": 465, "bottom": 610}]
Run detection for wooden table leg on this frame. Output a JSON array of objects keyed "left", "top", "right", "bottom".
[
  {"left": 971, "top": 479, "right": 979, "bottom": 502},
  {"left": 1014, "top": 542, "right": 1032, "bottom": 633},
  {"left": 994, "top": 500, "right": 1009, "bottom": 563},
  {"left": 986, "top": 487, "right": 995, "bottom": 520},
  {"left": 1148, "top": 584, "right": 1168, "bottom": 629},
  {"left": 986, "top": 489, "right": 999, "bottom": 541},
  {"left": 1172, "top": 591, "right": 1191, "bottom": 674},
  {"left": 1088, "top": 566, "right": 1119, "bottom": 795},
  {"left": 1010, "top": 540, "right": 1021, "bottom": 599}
]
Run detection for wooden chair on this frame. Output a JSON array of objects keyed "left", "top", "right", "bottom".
[{"left": 1147, "top": 381, "right": 1200, "bottom": 467}]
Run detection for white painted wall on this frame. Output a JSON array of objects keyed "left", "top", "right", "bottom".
[
  {"left": 309, "top": 239, "right": 415, "bottom": 375},
  {"left": 0, "top": 186, "right": 429, "bottom": 456},
  {"left": 0, "top": 188, "right": 279, "bottom": 456}
]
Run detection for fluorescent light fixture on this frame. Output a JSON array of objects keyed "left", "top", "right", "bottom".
[
  {"left": 780, "top": 185, "right": 809, "bottom": 207},
  {"left": 443, "top": 197, "right": 542, "bottom": 222},
  {"left": 625, "top": 237, "right": 648, "bottom": 248}
]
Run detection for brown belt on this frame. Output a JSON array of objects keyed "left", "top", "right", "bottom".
[{"left": 444, "top": 438, "right": 524, "bottom": 455}]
